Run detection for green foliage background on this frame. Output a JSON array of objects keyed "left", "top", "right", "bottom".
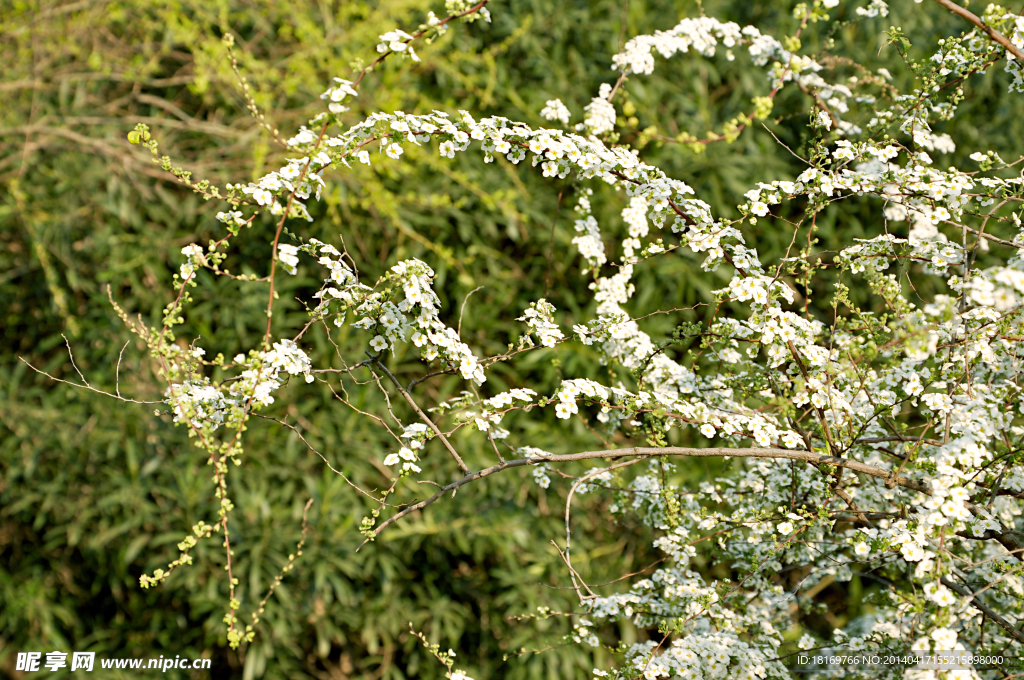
[{"left": 2, "top": 0, "right": 1022, "bottom": 678}]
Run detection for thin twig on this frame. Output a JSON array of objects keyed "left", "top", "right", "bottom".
[
  {"left": 115, "top": 340, "right": 129, "bottom": 399},
  {"left": 63, "top": 334, "right": 88, "bottom": 385},
  {"left": 458, "top": 286, "right": 484, "bottom": 339},
  {"left": 19, "top": 357, "right": 162, "bottom": 404},
  {"left": 367, "top": 352, "right": 469, "bottom": 473},
  {"left": 252, "top": 414, "right": 395, "bottom": 506}
]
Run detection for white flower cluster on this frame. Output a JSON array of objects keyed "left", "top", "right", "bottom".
[
  {"left": 611, "top": 17, "right": 748, "bottom": 75},
  {"left": 377, "top": 29, "right": 421, "bottom": 63},
  {"left": 215, "top": 210, "right": 246, "bottom": 229},
  {"left": 612, "top": 634, "right": 788, "bottom": 680},
  {"left": 1007, "top": 15, "right": 1024, "bottom": 91},
  {"left": 855, "top": 0, "right": 889, "bottom": 17},
  {"left": 518, "top": 299, "right": 565, "bottom": 348},
  {"left": 520, "top": 446, "right": 553, "bottom": 489},
  {"left": 238, "top": 150, "right": 326, "bottom": 221},
  {"left": 540, "top": 98, "right": 571, "bottom": 125},
  {"left": 179, "top": 243, "right": 205, "bottom": 281},
  {"left": 583, "top": 83, "right": 617, "bottom": 135},
  {"left": 572, "top": 190, "right": 606, "bottom": 270},
  {"left": 320, "top": 77, "right": 358, "bottom": 114},
  {"left": 166, "top": 339, "right": 313, "bottom": 429},
  {"left": 358, "top": 259, "right": 486, "bottom": 384},
  {"left": 471, "top": 387, "right": 537, "bottom": 440},
  {"left": 382, "top": 423, "right": 429, "bottom": 474},
  {"left": 166, "top": 379, "right": 234, "bottom": 428}
]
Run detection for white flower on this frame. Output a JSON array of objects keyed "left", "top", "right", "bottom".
[
  {"left": 369, "top": 335, "right": 388, "bottom": 352},
  {"left": 922, "top": 393, "right": 952, "bottom": 413},
  {"left": 777, "top": 522, "right": 794, "bottom": 535},
  {"left": 383, "top": 453, "right": 400, "bottom": 466},
  {"left": 781, "top": 432, "right": 802, "bottom": 449},
  {"left": 700, "top": 423, "right": 716, "bottom": 438},
  {"left": 934, "top": 588, "right": 956, "bottom": 607},
  {"left": 931, "top": 627, "right": 957, "bottom": 649},
  {"left": 540, "top": 98, "right": 571, "bottom": 125},
  {"left": 278, "top": 243, "right": 300, "bottom": 274},
  {"left": 930, "top": 206, "right": 951, "bottom": 224},
  {"left": 750, "top": 201, "right": 769, "bottom": 217},
  {"left": 385, "top": 143, "right": 404, "bottom": 159},
  {"left": 901, "top": 543, "right": 924, "bottom": 561},
  {"left": 854, "top": 542, "right": 870, "bottom": 557}
]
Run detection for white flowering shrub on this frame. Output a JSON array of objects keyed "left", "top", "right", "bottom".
[{"left": 82, "top": 0, "right": 1024, "bottom": 675}]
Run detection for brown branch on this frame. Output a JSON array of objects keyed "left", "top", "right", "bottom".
[
  {"left": 856, "top": 436, "right": 943, "bottom": 447},
  {"left": 929, "top": 0, "right": 1024, "bottom": 62},
  {"left": 787, "top": 340, "right": 839, "bottom": 457},
  {"left": 943, "top": 219, "right": 1018, "bottom": 248},
  {"left": 360, "top": 445, "right": 933, "bottom": 547}
]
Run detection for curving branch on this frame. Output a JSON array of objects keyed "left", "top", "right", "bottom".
[
  {"left": 361, "top": 445, "right": 933, "bottom": 547},
  {"left": 930, "top": 0, "right": 1024, "bottom": 63}
]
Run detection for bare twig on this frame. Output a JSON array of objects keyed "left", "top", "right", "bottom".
[
  {"left": 19, "top": 357, "right": 162, "bottom": 404},
  {"left": 458, "top": 286, "right": 484, "bottom": 339},
  {"left": 115, "top": 340, "right": 129, "bottom": 399},
  {"left": 563, "top": 457, "right": 648, "bottom": 605},
  {"left": 252, "top": 414, "right": 395, "bottom": 506},
  {"left": 63, "top": 334, "right": 88, "bottom": 385},
  {"left": 367, "top": 352, "right": 470, "bottom": 473}
]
